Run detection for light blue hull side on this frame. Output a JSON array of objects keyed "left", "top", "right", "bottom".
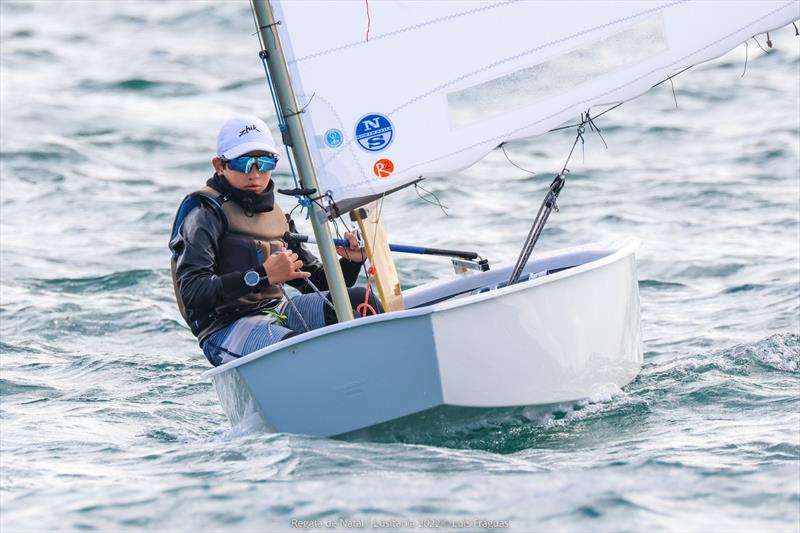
[{"left": 212, "top": 313, "right": 444, "bottom": 436}]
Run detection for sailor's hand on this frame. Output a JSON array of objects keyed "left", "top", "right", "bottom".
[
  {"left": 336, "top": 231, "right": 366, "bottom": 262},
  {"left": 264, "top": 250, "right": 311, "bottom": 284}
]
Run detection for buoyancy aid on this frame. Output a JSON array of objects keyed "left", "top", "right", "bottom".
[{"left": 169, "top": 185, "right": 289, "bottom": 334}]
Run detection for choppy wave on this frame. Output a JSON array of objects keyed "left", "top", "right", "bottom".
[
  {"left": 30, "top": 269, "right": 162, "bottom": 294},
  {"left": 639, "top": 279, "right": 687, "bottom": 290},
  {"left": 77, "top": 78, "right": 201, "bottom": 97}
]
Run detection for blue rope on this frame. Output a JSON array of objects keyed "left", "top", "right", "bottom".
[{"left": 259, "top": 52, "right": 311, "bottom": 218}]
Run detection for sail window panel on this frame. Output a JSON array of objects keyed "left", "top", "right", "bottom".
[{"left": 446, "top": 14, "right": 668, "bottom": 129}]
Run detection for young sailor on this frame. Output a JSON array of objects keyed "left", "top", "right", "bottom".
[{"left": 169, "top": 115, "right": 381, "bottom": 366}]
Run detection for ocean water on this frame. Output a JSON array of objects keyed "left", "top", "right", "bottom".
[{"left": 1, "top": 2, "right": 799, "bottom": 532}]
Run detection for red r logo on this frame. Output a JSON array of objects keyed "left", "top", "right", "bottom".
[{"left": 373, "top": 159, "right": 394, "bottom": 178}]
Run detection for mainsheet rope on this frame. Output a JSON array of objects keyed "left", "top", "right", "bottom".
[{"left": 356, "top": 266, "right": 378, "bottom": 317}]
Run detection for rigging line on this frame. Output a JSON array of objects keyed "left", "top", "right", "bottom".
[
  {"left": 335, "top": 214, "right": 368, "bottom": 262},
  {"left": 283, "top": 92, "right": 317, "bottom": 119},
  {"left": 302, "top": 278, "right": 338, "bottom": 313},
  {"left": 653, "top": 65, "right": 693, "bottom": 88},
  {"left": 331, "top": 216, "right": 344, "bottom": 239},
  {"left": 335, "top": 215, "right": 360, "bottom": 254},
  {"left": 250, "top": 0, "right": 308, "bottom": 217},
  {"left": 508, "top": 194, "right": 553, "bottom": 285},
  {"left": 258, "top": 49, "right": 301, "bottom": 205},
  {"left": 259, "top": 53, "right": 285, "bottom": 125},
  {"left": 507, "top": 171, "right": 566, "bottom": 286},
  {"left": 346, "top": 194, "right": 386, "bottom": 294},
  {"left": 560, "top": 112, "right": 598, "bottom": 181},
  {"left": 250, "top": 1, "right": 284, "bottom": 126},
  {"left": 414, "top": 183, "right": 449, "bottom": 216},
  {"left": 742, "top": 40, "right": 749, "bottom": 78},
  {"left": 338, "top": 214, "right": 355, "bottom": 234},
  {"left": 308, "top": 191, "right": 337, "bottom": 214},
  {"left": 253, "top": 19, "right": 308, "bottom": 217},
  {"left": 305, "top": 198, "right": 332, "bottom": 224},
  {"left": 668, "top": 77, "right": 679, "bottom": 109},
  {"left": 252, "top": 20, "right": 281, "bottom": 36},
  {"left": 560, "top": 119, "right": 587, "bottom": 175},
  {"left": 286, "top": 149, "right": 311, "bottom": 217},
  {"left": 336, "top": 214, "right": 353, "bottom": 238},
  {"left": 305, "top": 191, "right": 347, "bottom": 225},
  {"left": 571, "top": 108, "right": 610, "bottom": 165},
  {"left": 358, "top": 257, "right": 372, "bottom": 300},
  {"left": 508, "top": 115, "right": 586, "bottom": 286},
  {"left": 255, "top": 5, "right": 283, "bottom": 45},
  {"left": 752, "top": 35, "right": 769, "bottom": 53},
  {"left": 500, "top": 143, "right": 536, "bottom": 176},
  {"left": 583, "top": 111, "right": 608, "bottom": 149},
  {"left": 288, "top": 202, "right": 303, "bottom": 217},
  {"left": 362, "top": 194, "right": 385, "bottom": 309},
  {"left": 251, "top": 1, "right": 282, "bottom": 125},
  {"left": 546, "top": 66, "right": 693, "bottom": 133},
  {"left": 335, "top": 206, "right": 372, "bottom": 292},
  {"left": 547, "top": 102, "right": 623, "bottom": 133},
  {"left": 248, "top": 0, "right": 261, "bottom": 40},
  {"left": 330, "top": 214, "right": 343, "bottom": 241},
  {"left": 279, "top": 286, "right": 311, "bottom": 332}
]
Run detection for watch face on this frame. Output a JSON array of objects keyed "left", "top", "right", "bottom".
[{"left": 244, "top": 270, "right": 260, "bottom": 287}]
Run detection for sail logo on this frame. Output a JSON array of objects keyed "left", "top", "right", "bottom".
[
  {"left": 324, "top": 128, "right": 343, "bottom": 148},
  {"left": 373, "top": 159, "right": 394, "bottom": 178},
  {"left": 355, "top": 113, "right": 393, "bottom": 152}
]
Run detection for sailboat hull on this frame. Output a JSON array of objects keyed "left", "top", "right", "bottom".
[{"left": 205, "top": 239, "right": 642, "bottom": 437}]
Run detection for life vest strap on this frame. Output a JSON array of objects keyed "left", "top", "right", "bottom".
[{"left": 168, "top": 192, "right": 227, "bottom": 257}]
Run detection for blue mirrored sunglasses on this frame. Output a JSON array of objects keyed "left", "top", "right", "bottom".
[{"left": 224, "top": 155, "right": 278, "bottom": 174}]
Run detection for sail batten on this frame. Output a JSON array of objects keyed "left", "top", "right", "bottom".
[{"left": 271, "top": 0, "right": 799, "bottom": 212}]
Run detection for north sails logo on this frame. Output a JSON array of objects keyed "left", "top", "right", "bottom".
[{"left": 239, "top": 124, "right": 261, "bottom": 136}]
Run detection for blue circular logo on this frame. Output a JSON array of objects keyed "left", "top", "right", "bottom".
[
  {"left": 324, "top": 128, "right": 343, "bottom": 148},
  {"left": 354, "top": 113, "right": 393, "bottom": 152}
]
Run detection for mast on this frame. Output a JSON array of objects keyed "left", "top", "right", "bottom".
[{"left": 251, "top": 0, "right": 354, "bottom": 323}]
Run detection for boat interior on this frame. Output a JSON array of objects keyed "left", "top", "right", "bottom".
[{"left": 402, "top": 245, "right": 619, "bottom": 309}]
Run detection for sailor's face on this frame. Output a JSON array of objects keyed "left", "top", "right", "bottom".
[{"left": 213, "top": 151, "right": 272, "bottom": 193}]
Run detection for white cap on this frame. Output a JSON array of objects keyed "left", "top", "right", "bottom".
[{"left": 216, "top": 115, "right": 280, "bottom": 159}]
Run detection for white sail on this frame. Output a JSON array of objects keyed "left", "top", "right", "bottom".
[{"left": 272, "top": 0, "right": 799, "bottom": 211}]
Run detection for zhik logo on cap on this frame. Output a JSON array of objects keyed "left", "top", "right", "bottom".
[
  {"left": 239, "top": 124, "right": 261, "bottom": 136},
  {"left": 217, "top": 115, "right": 279, "bottom": 160}
]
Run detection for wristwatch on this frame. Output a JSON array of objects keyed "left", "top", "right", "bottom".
[{"left": 244, "top": 270, "right": 263, "bottom": 288}]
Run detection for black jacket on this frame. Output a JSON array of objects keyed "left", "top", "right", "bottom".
[{"left": 172, "top": 201, "right": 363, "bottom": 343}]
